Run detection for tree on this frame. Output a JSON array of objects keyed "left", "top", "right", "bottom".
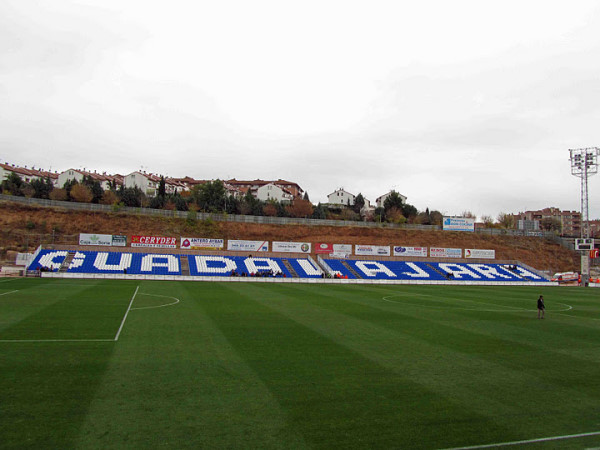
[
  {"left": 415, "top": 208, "right": 432, "bottom": 225},
  {"left": 386, "top": 207, "right": 406, "bottom": 224},
  {"left": 312, "top": 203, "right": 327, "bottom": 219},
  {"left": 540, "top": 217, "right": 561, "bottom": 232},
  {"left": 383, "top": 191, "right": 404, "bottom": 212},
  {"left": 303, "top": 192, "right": 310, "bottom": 201},
  {"left": 402, "top": 203, "right": 418, "bottom": 221},
  {"left": 31, "top": 177, "right": 53, "bottom": 199},
  {"left": 263, "top": 201, "right": 278, "bottom": 216},
  {"left": 340, "top": 209, "right": 360, "bottom": 221},
  {"left": 1, "top": 172, "right": 24, "bottom": 196},
  {"left": 193, "top": 180, "right": 226, "bottom": 212},
  {"left": 100, "top": 190, "right": 119, "bottom": 205},
  {"left": 81, "top": 175, "right": 103, "bottom": 203},
  {"left": 286, "top": 198, "right": 314, "bottom": 218},
  {"left": 481, "top": 215, "right": 495, "bottom": 228},
  {"left": 158, "top": 176, "right": 166, "bottom": 198},
  {"left": 461, "top": 210, "right": 476, "bottom": 218},
  {"left": 430, "top": 210, "right": 444, "bottom": 226},
  {"left": 70, "top": 183, "right": 93, "bottom": 203},
  {"left": 49, "top": 188, "right": 68, "bottom": 201},
  {"left": 119, "top": 187, "right": 144, "bottom": 207},
  {"left": 374, "top": 206, "right": 386, "bottom": 223},
  {"left": 62, "top": 179, "right": 78, "bottom": 200},
  {"left": 497, "top": 212, "right": 515, "bottom": 229},
  {"left": 353, "top": 193, "right": 365, "bottom": 214}
]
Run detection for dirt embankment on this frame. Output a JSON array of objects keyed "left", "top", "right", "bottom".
[{"left": 0, "top": 201, "right": 578, "bottom": 273}]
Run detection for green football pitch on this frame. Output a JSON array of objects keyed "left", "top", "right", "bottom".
[{"left": 1, "top": 278, "right": 599, "bottom": 449}]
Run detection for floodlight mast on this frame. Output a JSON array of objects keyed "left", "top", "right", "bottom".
[{"left": 569, "top": 147, "right": 599, "bottom": 285}]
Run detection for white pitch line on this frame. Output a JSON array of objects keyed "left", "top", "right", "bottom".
[
  {"left": 0, "top": 290, "right": 18, "bottom": 296},
  {"left": 130, "top": 293, "right": 180, "bottom": 310},
  {"left": 0, "top": 339, "right": 114, "bottom": 343},
  {"left": 0, "top": 279, "right": 17, "bottom": 283},
  {"left": 440, "top": 430, "right": 600, "bottom": 449},
  {"left": 114, "top": 285, "right": 139, "bottom": 341}
]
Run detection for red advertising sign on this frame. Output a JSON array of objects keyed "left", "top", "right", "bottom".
[
  {"left": 131, "top": 235, "right": 177, "bottom": 248},
  {"left": 315, "top": 243, "right": 334, "bottom": 254}
]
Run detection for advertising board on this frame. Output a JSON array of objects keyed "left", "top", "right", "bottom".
[
  {"left": 333, "top": 244, "right": 353, "bottom": 254},
  {"left": 354, "top": 245, "right": 391, "bottom": 256},
  {"left": 465, "top": 249, "right": 495, "bottom": 259},
  {"left": 272, "top": 242, "right": 311, "bottom": 253},
  {"left": 430, "top": 247, "right": 462, "bottom": 258},
  {"left": 393, "top": 246, "right": 428, "bottom": 257},
  {"left": 227, "top": 240, "right": 269, "bottom": 252},
  {"left": 315, "top": 243, "right": 334, "bottom": 254},
  {"left": 79, "top": 233, "right": 112, "bottom": 246},
  {"left": 111, "top": 235, "right": 127, "bottom": 247},
  {"left": 180, "top": 237, "right": 224, "bottom": 250},
  {"left": 131, "top": 235, "right": 177, "bottom": 248},
  {"left": 443, "top": 217, "right": 475, "bottom": 232}
]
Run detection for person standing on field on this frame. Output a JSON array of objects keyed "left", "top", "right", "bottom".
[{"left": 537, "top": 295, "right": 545, "bottom": 319}]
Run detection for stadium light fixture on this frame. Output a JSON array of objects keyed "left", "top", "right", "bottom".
[{"left": 569, "top": 147, "right": 599, "bottom": 284}]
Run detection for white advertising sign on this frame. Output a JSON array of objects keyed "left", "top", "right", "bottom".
[
  {"left": 15, "top": 253, "right": 33, "bottom": 266},
  {"left": 393, "top": 246, "right": 428, "bottom": 257},
  {"left": 465, "top": 249, "right": 495, "bottom": 259},
  {"left": 79, "top": 233, "right": 113, "bottom": 246},
  {"left": 227, "top": 240, "right": 269, "bottom": 252},
  {"left": 333, "top": 244, "right": 353, "bottom": 253},
  {"left": 443, "top": 217, "right": 475, "bottom": 232},
  {"left": 354, "top": 245, "right": 391, "bottom": 256},
  {"left": 430, "top": 247, "right": 462, "bottom": 258},
  {"left": 180, "top": 237, "right": 224, "bottom": 250},
  {"left": 272, "top": 242, "right": 312, "bottom": 253}
]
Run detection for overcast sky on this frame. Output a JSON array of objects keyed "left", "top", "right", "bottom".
[{"left": 1, "top": 0, "right": 600, "bottom": 219}]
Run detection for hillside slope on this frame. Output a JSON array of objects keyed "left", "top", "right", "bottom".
[{"left": 0, "top": 201, "right": 578, "bottom": 273}]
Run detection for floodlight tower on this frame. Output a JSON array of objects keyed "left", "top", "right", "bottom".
[{"left": 569, "top": 147, "right": 599, "bottom": 284}]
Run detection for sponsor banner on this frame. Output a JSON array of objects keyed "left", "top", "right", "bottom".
[
  {"left": 79, "top": 233, "right": 112, "bottom": 246},
  {"left": 393, "top": 246, "right": 428, "bottom": 257},
  {"left": 111, "top": 235, "right": 127, "bottom": 247},
  {"left": 333, "top": 244, "right": 353, "bottom": 253},
  {"left": 315, "top": 243, "right": 334, "bottom": 254},
  {"left": 443, "top": 217, "right": 475, "bottom": 232},
  {"left": 272, "top": 242, "right": 311, "bottom": 253},
  {"left": 227, "top": 240, "right": 269, "bottom": 252},
  {"left": 180, "top": 237, "right": 224, "bottom": 250},
  {"left": 430, "top": 247, "right": 462, "bottom": 258},
  {"left": 465, "top": 249, "right": 495, "bottom": 259},
  {"left": 355, "top": 245, "right": 391, "bottom": 256},
  {"left": 15, "top": 253, "right": 33, "bottom": 266},
  {"left": 131, "top": 235, "right": 177, "bottom": 248}
]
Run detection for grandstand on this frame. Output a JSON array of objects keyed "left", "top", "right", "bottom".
[{"left": 27, "top": 248, "right": 551, "bottom": 285}]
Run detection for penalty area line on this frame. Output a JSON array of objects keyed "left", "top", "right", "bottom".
[
  {"left": 440, "top": 430, "right": 600, "bottom": 449},
  {"left": 114, "top": 285, "right": 139, "bottom": 341},
  {"left": 0, "top": 290, "right": 18, "bottom": 297}
]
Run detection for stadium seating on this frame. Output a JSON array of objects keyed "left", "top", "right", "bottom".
[
  {"left": 27, "top": 250, "right": 548, "bottom": 283},
  {"left": 28, "top": 250, "right": 68, "bottom": 271},
  {"left": 188, "top": 255, "right": 293, "bottom": 277},
  {"left": 323, "top": 259, "right": 549, "bottom": 282}
]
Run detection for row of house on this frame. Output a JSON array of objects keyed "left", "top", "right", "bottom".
[
  {"left": 0, "top": 164, "right": 407, "bottom": 211},
  {"left": 326, "top": 188, "right": 408, "bottom": 217},
  {"left": 0, "top": 163, "right": 305, "bottom": 204}
]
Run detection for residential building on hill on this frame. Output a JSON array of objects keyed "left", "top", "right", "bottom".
[
  {"left": 226, "top": 179, "right": 304, "bottom": 199},
  {"left": 376, "top": 191, "right": 408, "bottom": 208},
  {"left": 57, "top": 169, "right": 123, "bottom": 190},
  {"left": 514, "top": 207, "right": 581, "bottom": 236},
  {"left": 328, "top": 188, "right": 355, "bottom": 206},
  {"left": 1, "top": 163, "right": 58, "bottom": 185},
  {"left": 256, "top": 183, "right": 294, "bottom": 203}
]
